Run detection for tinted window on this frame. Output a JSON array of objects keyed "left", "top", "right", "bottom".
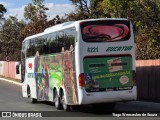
[
  {"left": 22, "top": 41, "right": 26, "bottom": 59},
  {"left": 48, "top": 32, "right": 62, "bottom": 53},
  {"left": 64, "top": 28, "right": 75, "bottom": 50},
  {"left": 26, "top": 39, "right": 32, "bottom": 57},
  {"left": 36, "top": 37, "right": 45, "bottom": 55},
  {"left": 42, "top": 35, "right": 49, "bottom": 54},
  {"left": 81, "top": 20, "right": 130, "bottom": 42},
  {"left": 25, "top": 28, "right": 76, "bottom": 56},
  {"left": 21, "top": 41, "right": 26, "bottom": 82}
]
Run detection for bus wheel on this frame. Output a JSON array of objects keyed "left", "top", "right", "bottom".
[
  {"left": 27, "top": 86, "right": 31, "bottom": 98},
  {"left": 27, "top": 86, "right": 37, "bottom": 103},
  {"left": 31, "top": 98, "right": 37, "bottom": 103},
  {"left": 54, "top": 90, "right": 61, "bottom": 110},
  {"left": 61, "top": 91, "right": 70, "bottom": 111}
]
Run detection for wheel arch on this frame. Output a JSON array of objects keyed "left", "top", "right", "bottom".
[
  {"left": 53, "top": 86, "right": 60, "bottom": 98},
  {"left": 27, "top": 84, "right": 31, "bottom": 98}
]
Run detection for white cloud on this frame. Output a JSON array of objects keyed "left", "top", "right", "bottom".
[
  {"left": 4, "top": 5, "right": 26, "bottom": 20},
  {"left": 0, "top": 2, "right": 13, "bottom": 8},
  {"left": 4, "top": 3, "right": 76, "bottom": 21},
  {"left": 46, "top": 3, "right": 75, "bottom": 20}
]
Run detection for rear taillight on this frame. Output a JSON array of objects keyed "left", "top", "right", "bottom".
[
  {"left": 132, "top": 70, "right": 136, "bottom": 85},
  {"left": 78, "top": 73, "right": 85, "bottom": 87}
]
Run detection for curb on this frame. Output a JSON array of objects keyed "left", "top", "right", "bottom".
[{"left": 0, "top": 77, "right": 22, "bottom": 86}]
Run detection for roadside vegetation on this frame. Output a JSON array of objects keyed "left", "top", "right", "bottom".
[{"left": 0, "top": 0, "right": 159, "bottom": 60}]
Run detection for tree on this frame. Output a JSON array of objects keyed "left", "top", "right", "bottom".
[
  {"left": 66, "top": 0, "right": 90, "bottom": 20},
  {"left": 0, "top": 4, "right": 7, "bottom": 29},
  {"left": 90, "top": 0, "right": 108, "bottom": 18},
  {"left": 0, "top": 4, "right": 7, "bottom": 19},
  {"left": 22, "top": 0, "right": 67, "bottom": 37},
  {"left": 22, "top": 0, "right": 48, "bottom": 37},
  {"left": 0, "top": 16, "right": 25, "bottom": 61},
  {"left": 134, "top": 0, "right": 160, "bottom": 59},
  {"left": 68, "top": 0, "right": 160, "bottom": 59},
  {"left": 24, "top": 0, "right": 48, "bottom": 21}
]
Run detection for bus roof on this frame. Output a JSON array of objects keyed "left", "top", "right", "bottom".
[{"left": 23, "top": 18, "right": 129, "bottom": 42}]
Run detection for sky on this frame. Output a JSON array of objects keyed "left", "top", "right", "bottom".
[{"left": 0, "top": 0, "right": 76, "bottom": 20}]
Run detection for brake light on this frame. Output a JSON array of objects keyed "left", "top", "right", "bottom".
[
  {"left": 78, "top": 73, "right": 85, "bottom": 87},
  {"left": 132, "top": 70, "right": 136, "bottom": 85}
]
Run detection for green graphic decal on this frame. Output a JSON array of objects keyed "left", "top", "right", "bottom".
[
  {"left": 35, "top": 54, "right": 62, "bottom": 101},
  {"left": 35, "top": 49, "right": 78, "bottom": 104},
  {"left": 83, "top": 56, "right": 133, "bottom": 91}
]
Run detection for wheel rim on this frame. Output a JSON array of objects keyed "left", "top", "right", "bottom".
[
  {"left": 55, "top": 91, "right": 59, "bottom": 107},
  {"left": 27, "top": 87, "right": 31, "bottom": 98},
  {"left": 62, "top": 94, "right": 66, "bottom": 109},
  {"left": 62, "top": 92, "right": 68, "bottom": 110}
]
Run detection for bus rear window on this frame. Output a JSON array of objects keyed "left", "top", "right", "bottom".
[{"left": 80, "top": 20, "right": 130, "bottom": 42}]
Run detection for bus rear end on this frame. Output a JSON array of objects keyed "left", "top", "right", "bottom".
[{"left": 77, "top": 18, "right": 137, "bottom": 104}]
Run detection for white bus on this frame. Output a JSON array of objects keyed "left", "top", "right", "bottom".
[{"left": 20, "top": 18, "right": 137, "bottom": 111}]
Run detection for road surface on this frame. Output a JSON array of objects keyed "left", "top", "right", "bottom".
[{"left": 0, "top": 79, "right": 160, "bottom": 120}]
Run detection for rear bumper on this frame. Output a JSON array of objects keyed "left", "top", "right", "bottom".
[{"left": 78, "top": 86, "right": 137, "bottom": 105}]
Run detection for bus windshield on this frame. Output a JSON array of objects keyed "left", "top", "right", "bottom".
[{"left": 81, "top": 20, "right": 130, "bottom": 42}]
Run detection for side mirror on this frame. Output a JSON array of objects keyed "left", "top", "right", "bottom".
[{"left": 16, "top": 64, "right": 20, "bottom": 74}]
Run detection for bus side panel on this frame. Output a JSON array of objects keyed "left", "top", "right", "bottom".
[
  {"left": 62, "top": 48, "right": 78, "bottom": 105},
  {"left": 22, "top": 83, "right": 28, "bottom": 98},
  {"left": 34, "top": 51, "right": 79, "bottom": 104},
  {"left": 35, "top": 54, "right": 63, "bottom": 102},
  {"left": 22, "top": 58, "right": 37, "bottom": 99}
]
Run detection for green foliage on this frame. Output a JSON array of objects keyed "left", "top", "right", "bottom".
[
  {"left": 0, "top": 16, "right": 25, "bottom": 61},
  {"left": 136, "top": 29, "right": 160, "bottom": 60},
  {"left": 0, "top": 2, "right": 67, "bottom": 61},
  {"left": 0, "top": 4, "right": 6, "bottom": 19},
  {"left": 68, "top": 0, "right": 160, "bottom": 60},
  {"left": 24, "top": 0, "right": 48, "bottom": 21},
  {"left": 66, "top": 0, "right": 90, "bottom": 20},
  {"left": 22, "top": 0, "right": 66, "bottom": 37},
  {"left": 22, "top": 0, "right": 49, "bottom": 37},
  {"left": 0, "top": 0, "right": 160, "bottom": 60}
]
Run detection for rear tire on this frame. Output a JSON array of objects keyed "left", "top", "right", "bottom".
[
  {"left": 61, "top": 91, "right": 70, "bottom": 111},
  {"left": 27, "top": 86, "right": 37, "bottom": 103},
  {"left": 54, "top": 90, "right": 62, "bottom": 110},
  {"left": 31, "top": 98, "right": 37, "bottom": 103}
]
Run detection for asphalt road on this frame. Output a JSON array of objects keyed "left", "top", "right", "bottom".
[{"left": 0, "top": 79, "right": 160, "bottom": 120}]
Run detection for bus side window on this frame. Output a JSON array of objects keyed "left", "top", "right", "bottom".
[
  {"left": 35, "top": 38, "right": 40, "bottom": 55},
  {"left": 30, "top": 39, "right": 35, "bottom": 56},
  {"left": 58, "top": 31, "right": 65, "bottom": 50},
  {"left": 26, "top": 39, "right": 35, "bottom": 57},
  {"left": 21, "top": 41, "right": 26, "bottom": 83},
  {"left": 48, "top": 32, "right": 56, "bottom": 53},
  {"left": 43, "top": 38, "right": 49, "bottom": 54},
  {"left": 64, "top": 28, "right": 75, "bottom": 51},
  {"left": 39, "top": 38, "right": 44, "bottom": 55},
  {"left": 35, "top": 37, "right": 45, "bottom": 55},
  {"left": 49, "top": 32, "right": 62, "bottom": 54},
  {"left": 26, "top": 40, "right": 30, "bottom": 57}
]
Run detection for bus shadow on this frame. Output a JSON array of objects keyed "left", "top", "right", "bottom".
[
  {"left": 37, "top": 101, "right": 116, "bottom": 115},
  {"left": 37, "top": 101, "right": 55, "bottom": 106},
  {"left": 70, "top": 103, "right": 116, "bottom": 115},
  {"left": 38, "top": 102, "right": 116, "bottom": 116}
]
